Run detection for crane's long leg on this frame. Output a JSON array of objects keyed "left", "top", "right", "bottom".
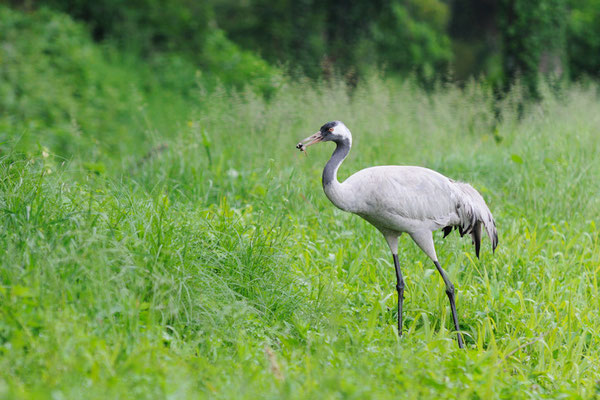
[
  {"left": 392, "top": 253, "right": 405, "bottom": 336},
  {"left": 409, "top": 231, "right": 465, "bottom": 348},
  {"left": 433, "top": 261, "right": 465, "bottom": 349}
]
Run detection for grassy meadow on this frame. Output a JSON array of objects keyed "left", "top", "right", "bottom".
[{"left": 2, "top": 6, "right": 600, "bottom": 399}]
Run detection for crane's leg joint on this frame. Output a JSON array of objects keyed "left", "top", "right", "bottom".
[
  {"left": 445, "top": 283, "right": 455, "bottom": 297},
  {"left": 396, "top": 281, "right": 405, "bottom": 293}
]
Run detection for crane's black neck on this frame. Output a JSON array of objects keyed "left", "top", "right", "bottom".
[{"left": 322, "top": 139, "right": 351, "bottom": 187}]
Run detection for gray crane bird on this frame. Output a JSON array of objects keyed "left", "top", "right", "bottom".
[{"left": 296, "top": 121, "right": 498, "bottom": 348}]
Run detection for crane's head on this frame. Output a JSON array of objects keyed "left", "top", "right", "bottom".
[{"left": 296, "top": 121, "right": 352, "bottom": 152}]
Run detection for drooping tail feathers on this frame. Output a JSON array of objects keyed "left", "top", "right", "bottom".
[{"left": 443, "top": 181, "right": 498, "bottom": 258}]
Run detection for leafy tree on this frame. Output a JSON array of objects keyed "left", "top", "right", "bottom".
[
  {"left": 11, "top": 0, "right": 600, "bottom": 88},
  {"left": 31, "top": 0, "right": 212, "bottom": 55},
  {"left": 211, "top": 0, "right": 451, "bottom": 80},
  {"left": 447, "top": 0, "right": 501, "bottom": 83},
  {"left": 369, "top": 0, "right": 452, "bottom": 81},
  {"left": 567, "top": 0, "right": 600, "bottom": 79},
  {"left": 210, "top": 0, "right": 327, "bottom": 78},
  {"left": 22, "top": 0, "right": 280, "bottom": 91},
  {"left": 499, "top": 0, "right": 567, "bottom": 95}
]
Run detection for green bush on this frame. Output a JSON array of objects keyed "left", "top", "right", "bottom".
[
  {"left": 0, "top": 5, "right": 281, "bottom": 161},
  {"left": 201, "top": 29, "right": 282, "bottom": 94},
  {"left": 0, "top": 6, "right": 140, "bottom": 157},
  {"left": 32, "top": 0, "right": 281, "bottom": 91},
  {"left": 499, "top": 0, "right": 568, "bottom": 96},
  {"left": 369, "top": 0, "right": 452, "bottom": 81},
  {"left": 567, "top": 0, "right": 600, "bottom": 79},
  {"left": 35, "top": 0, "right": 212, "bottom": 54},
  {"left": 211, "top": 0, "right": 452, "bottom": 81}
]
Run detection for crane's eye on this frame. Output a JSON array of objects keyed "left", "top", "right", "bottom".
[{"left": 328, "top": 127, "right": 334, "bottom": 132}]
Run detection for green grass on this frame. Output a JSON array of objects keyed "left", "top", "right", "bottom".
[{"left": 2, "top": 6, "right": 600, "bottom": 400}]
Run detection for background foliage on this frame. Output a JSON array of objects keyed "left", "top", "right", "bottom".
[
  {"left": 7, "top": 0, "right": 600, "bottom": 89},
  {"left": 499, "top": 0, "right": 568, "bottom": 95},
  {"left": 567, "top": 0, "right": 600, "bottom": 79}
]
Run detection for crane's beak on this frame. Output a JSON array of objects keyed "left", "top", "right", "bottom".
[{"left": 296, "top": 131, "right": 323, "bottom": 152}]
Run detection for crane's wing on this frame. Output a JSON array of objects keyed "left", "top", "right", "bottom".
[
  {"left": 343, "top": 165, "right": 498, "bottom": 256},
  {"left": 344, "top": 166, "right": 457, "bottom": 225}
]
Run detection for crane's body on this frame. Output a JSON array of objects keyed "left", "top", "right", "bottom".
[
  {"left": 297, "top": 121, "right": 498, "bottom": 348},
  {"left": 328, "top": 165, "right": 473, "bottom": 230}
]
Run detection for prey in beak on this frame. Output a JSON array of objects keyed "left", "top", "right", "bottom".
[{"left": 296, "top": 131, "right": 323, "bottom": 154}]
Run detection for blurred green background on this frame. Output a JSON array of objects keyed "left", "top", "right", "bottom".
[{"left": 5, "top": 0, "right": 600, "bottom": 91}]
